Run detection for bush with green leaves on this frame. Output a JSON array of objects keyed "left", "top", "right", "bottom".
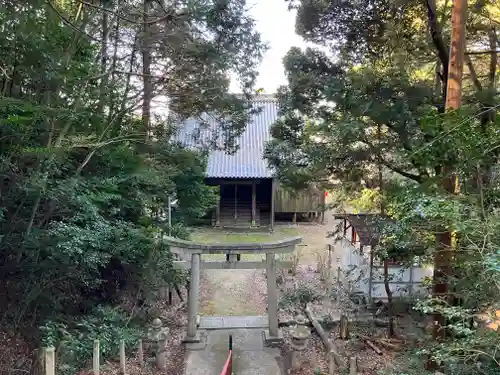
[
  {"left": 0, "top": 1, "right": 265, "bottom": 370},
  {"left": 40, "top": 306, "right": 143, "bottom": 374},
  {"left": 279, "top": 283, "right": 322, "bottom": 310},
  {"left": 381, "top": 184, "right": 500, "bottom": 372}
]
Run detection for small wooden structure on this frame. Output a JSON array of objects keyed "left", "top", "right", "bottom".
[
  {"left": 333, "top": 213, "right": 433, "bottom": 302},
  {"left": 207, "top": 178, "right": 326, "bottom": 230}
]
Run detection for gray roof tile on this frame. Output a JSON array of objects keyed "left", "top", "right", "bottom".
[{"left": 173, "top": 97, "right": 278, "bottom": 178}]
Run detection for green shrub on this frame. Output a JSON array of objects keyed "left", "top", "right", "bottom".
[
  {"left": 279, "top": 282, "right": 322, "bottom": 310},
  {"left": 40, "top": 305, "right": 143, "bottom": 374}
]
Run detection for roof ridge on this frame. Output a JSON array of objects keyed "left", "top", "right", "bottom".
[
  {"left": 252, "top": 94, "right": 277, "bottom": 101},
  {"left": 233, "top": 93, "right": 277, "bottom": 102}
]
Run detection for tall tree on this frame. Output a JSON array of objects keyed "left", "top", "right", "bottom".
[
  {"left": 0, "top": 0, "right": 266, "bottom": 370},
  {"left": 433, "top": 0, "right": 468, "bottom": 349},
  {"left": 266, "top": 0, "right": 499, "bottom": 192},
  {"left": 267, "top": 1, "right": 500, "bottom": 371}
]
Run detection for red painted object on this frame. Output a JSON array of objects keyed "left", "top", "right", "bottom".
[
  {"left": 220, "top": 350, "right": 232, "bottom": 375},
  {"left": 220, "top": 334, "right": 233, "bottom": 375}
]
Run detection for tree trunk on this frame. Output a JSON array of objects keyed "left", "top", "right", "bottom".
[
  {"left": 107, "top": 16, "right": 121, "bottom": 123},
  {"left": 425, "top": 0, "right": 450, "bottom": 95},
  {"left": 429, "top": 0, "right": 467, "bottom": 369},
  {"left": 97, "top": 0, "right": 109, "bottom": 114},
  {"left": 142, "top": 0, "right": 152, "bottom": 140},
  {"left": 383, "top": 260, "right": 395, "bottom": 337}
]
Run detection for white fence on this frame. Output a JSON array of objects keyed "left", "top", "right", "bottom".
[
  {"left": 335, "top": 238, "right": 433, "bottom": 301},
  {"left": 335, "top": 238, "right": 371, "bottom": 294}
]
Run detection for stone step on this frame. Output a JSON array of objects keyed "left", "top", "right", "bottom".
[
  {"left": 199, "top": 315, "right": 269, "bottom": 330},
  {"left": 184, "top": 329, "right": 282, "bottom": 375}
]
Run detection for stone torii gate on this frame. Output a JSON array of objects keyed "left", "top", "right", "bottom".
[{"left": 163, "top": 236, "right": 303, "bottom": 345}]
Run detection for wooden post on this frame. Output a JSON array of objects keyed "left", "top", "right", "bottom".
[
  {"left": 328, "top": 349, "right": 336, "bottom": 375},
  {"left": 93, "top": 340, "right": 100, "bottom": 375},
  {"left": 215, "top": 187, "right": 221, "bottom": 227},
  {"left": 234, "top": 184, "right": 238, "bottom": 220},
  {"left": 270, "top": 178, "right": 276, "bottom": 232},
  {"left": 328, "top": 244, "right": 333, "bottom": 296},
  {"left": 45, "top": 347, "right": 55, "bottom": 375},
  {"left": 321, "top": 191, "right": 326, "bottom": 224},
  {"left": 37, "top": 348, "right": 46, "bottom": 375},
  {"left": 368, "top": 248, "right": 374, "bottom": 304},
  {"left": 168, "top": 287, "right": 173, "bottom": 305},
  {"left": 339, "top": 314, "right": 349, "bottom": 339},
  {"left": 349, "top": 356, "right": 358, "bottom": 375},
  {"left": 251, "top": 181, "right": 257, "bottom": 226},
  {"left": 138, "top": 340, "right": 144, "bottom": 366},
  {"left": 119, "top": 339, "right": 126, "bottom": 375}
]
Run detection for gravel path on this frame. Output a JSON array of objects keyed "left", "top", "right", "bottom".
[
  {"left": 199, "top": 268, "right": 267, "bottom": 316},
  {"left": 195, "top": 215, "right": 339, "bottom": 318}
]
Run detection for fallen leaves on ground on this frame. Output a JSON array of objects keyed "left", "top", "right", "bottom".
[{"left": 276, "top": 255, "right": 421, "bottom": 375}]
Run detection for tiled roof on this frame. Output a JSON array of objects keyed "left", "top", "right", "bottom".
[{"left": 173, "top": 96, "right": 278, "bottom": 178}]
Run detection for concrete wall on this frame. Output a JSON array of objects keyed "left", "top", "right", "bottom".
[
  {"left": 335, "top": 234, "right": 433, "bottom": 302},
  {"left": 335, "top": 238, "right": 371, "bottom": 295},
  {"left": 370, "top": 263, "right": 433, "bottom": 300}
]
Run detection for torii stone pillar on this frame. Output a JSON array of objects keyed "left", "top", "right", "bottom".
[
  {"left": 187, "top": 253, "right": 201, "bottom": 340},
  {"left": 164, "top": 236, "right": 302, "bottom": 344},
  {"left": 266, "top": 253, "right": 279, "bottom": 337}
]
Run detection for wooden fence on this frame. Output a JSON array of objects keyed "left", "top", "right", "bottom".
[{"left": 43, "top": 337, "right": 165, "bottom": 375}]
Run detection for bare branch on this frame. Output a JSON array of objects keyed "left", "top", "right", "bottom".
[
  {"left": 46, "top": 0, "right": 100, "bottom": 42},
  {"left": 465, "top": 55, "right": 483, "bottom": 91}
]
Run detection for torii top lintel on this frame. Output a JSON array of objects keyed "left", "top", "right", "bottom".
[{"left": 163, "top": 236, "right": 303, "bottom": 255}]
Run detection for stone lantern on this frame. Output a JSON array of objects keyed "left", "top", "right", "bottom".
[
  {"left": 147, "top": 318, "right": 169, "bottom": 369},
  {"left": 289, "top": 314, "right": 310, "bottom": 368}
]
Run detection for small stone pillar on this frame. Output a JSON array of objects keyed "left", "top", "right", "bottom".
[
  {"left": 148, "top": 318, "right": 169, "bottom": 369},
  {"left": 289, "top": 314, "right": 310, "bottom": 369}
]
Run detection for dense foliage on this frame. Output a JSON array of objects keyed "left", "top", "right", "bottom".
[
  {"left": 266, "top": 1, "right": 500, "bottom": 373},
  {"left": 0, "top": 0, "right": 265, "bottom": 371}
]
